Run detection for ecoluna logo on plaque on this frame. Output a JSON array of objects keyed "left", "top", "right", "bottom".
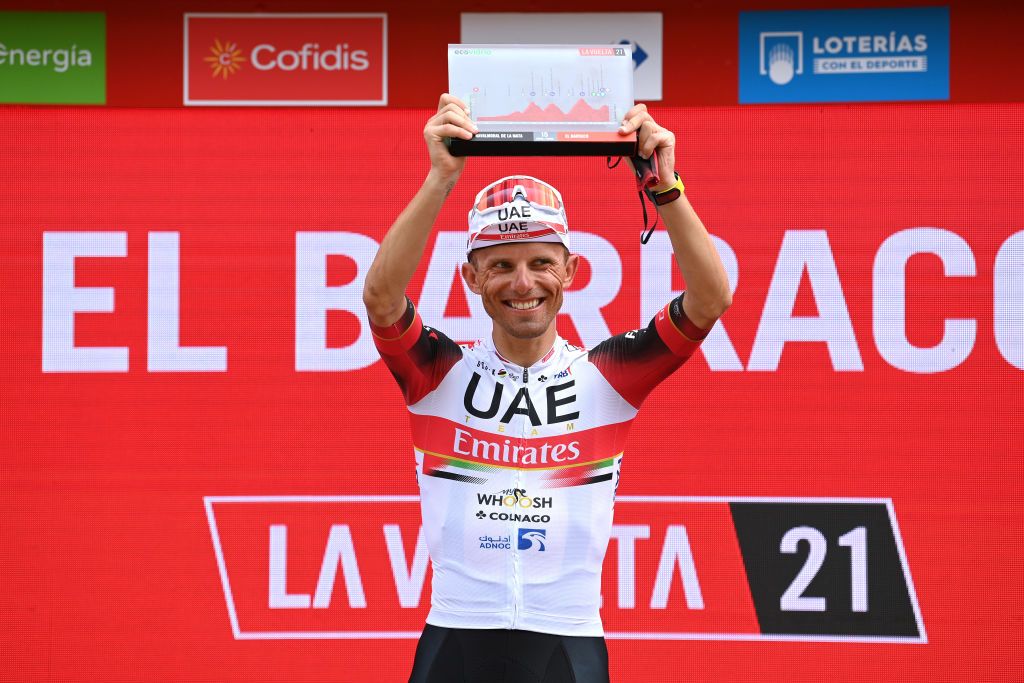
[{"left": 739, "top": 7, "right": 949, "bottom": 104}]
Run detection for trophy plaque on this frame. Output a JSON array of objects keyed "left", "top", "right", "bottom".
[{"left": 447, "top": 44, "right": 637, "bottom": 157}]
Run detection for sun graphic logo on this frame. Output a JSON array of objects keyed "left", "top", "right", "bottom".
[{"left": 204, "top": 38, "right": 246, "bottom": 79}]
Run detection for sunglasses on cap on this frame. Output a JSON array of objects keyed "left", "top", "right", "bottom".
[{"left": 474, "top": 176, "right": 564, "bottom": 213}]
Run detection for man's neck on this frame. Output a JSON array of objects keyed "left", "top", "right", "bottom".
[{"left": 491, "top": 327, "right": 557, "bottom": 368}]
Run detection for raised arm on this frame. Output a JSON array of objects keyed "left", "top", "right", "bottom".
[
  {"left": 362, "top": 94, "right": 478, "bottom": 327},
  {"left": 620, "top": 105, "right": 732, "bottom": 330}
]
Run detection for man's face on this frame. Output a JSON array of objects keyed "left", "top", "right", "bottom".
[{"left": 462, "top": 242, "right": 579, "bottom": 341}]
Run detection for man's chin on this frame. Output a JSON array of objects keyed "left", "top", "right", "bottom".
[
  {"left": 507, "top": 328, "right": 546, "bottom": 340},
  {"left": 501, "top": 318, "right": 551, "bottom": 340}
]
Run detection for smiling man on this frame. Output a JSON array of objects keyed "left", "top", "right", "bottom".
[{"left": 363, "top": 94, "right": 731, "bottom": 683}]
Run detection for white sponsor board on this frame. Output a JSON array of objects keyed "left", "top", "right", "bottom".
[{"left": 461, "top": 13, "right": 663, "bottom": 101}]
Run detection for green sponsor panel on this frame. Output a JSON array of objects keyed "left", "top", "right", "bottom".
[{"left": 0, "top": 12, "right": 105, "bottom": 104}]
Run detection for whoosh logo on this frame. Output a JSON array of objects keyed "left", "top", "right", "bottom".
[{"left": 476, "top": 489, "right": 554, "bottom": 509}]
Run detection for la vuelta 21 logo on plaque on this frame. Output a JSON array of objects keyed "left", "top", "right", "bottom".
[{"left": 184, "top": 13, "right": 387, "bottom": 105}]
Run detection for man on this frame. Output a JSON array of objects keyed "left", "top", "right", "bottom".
[{"left": 363, "top": 94, "right": 731, "bottom": 683}]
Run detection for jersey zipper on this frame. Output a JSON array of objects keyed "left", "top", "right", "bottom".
[
  {"left": 510, "top": 396, "right": 528, "bottom": 629},
  {"left": 510, "top": 364, "right": 532, "bottom": 628},
  {"left": 510, "top": 454, "right": 523, "bottom": 629},
  {"left": 511, "top": 531, "right": 521, "bottom": 629}
]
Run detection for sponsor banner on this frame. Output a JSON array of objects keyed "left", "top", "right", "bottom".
[
  {"left": 0, "top": 11, "right": 105, "bottom": 104},
  {"left": 461, "top": 13, "right": 663, "bottom": 100},
  {"left": 184, "top": 13, "right": 386, "bottom": 106},
  {"left": 205, "top": 496, "right": 923, "bottom": 641},
  {"left": 739, "top": 7, "right": 949, "bottom": 103}
]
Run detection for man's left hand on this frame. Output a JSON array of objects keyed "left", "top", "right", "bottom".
[{"left": 619, "top": 104, "right": 677, "bottom": 193}]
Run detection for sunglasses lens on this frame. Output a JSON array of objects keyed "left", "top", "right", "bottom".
[{"left": 476, "top": 178, "right": 561, "bottom": 212}]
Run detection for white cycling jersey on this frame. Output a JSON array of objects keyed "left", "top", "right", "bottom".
[{"left": 371, "top": 295, "right": 708, "bottom": 636}]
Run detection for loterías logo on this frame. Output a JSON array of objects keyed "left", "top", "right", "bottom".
[
  {"left": 184, "top": 13, "right": 387, "bottom": 106},
  {"left": 204, "top": 39, "right": 245, "bottom": 79},
  {"left": 760, "top": 32, "right": 803, "bottom": 85}
]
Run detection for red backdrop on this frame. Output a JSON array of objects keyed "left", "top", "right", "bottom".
[{"left": 2, "top": 103, "right": 1022, "bottom": 681}]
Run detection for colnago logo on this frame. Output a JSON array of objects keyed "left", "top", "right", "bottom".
[{"left": 478, "top": 510, "right": 551, "bottom": 523}]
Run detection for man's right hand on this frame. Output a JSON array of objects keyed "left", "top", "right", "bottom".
[
  {"left": 424, "top": 93, "right": 477, "bottom": 182},
  {"left": 363, "top": 94, "right": 478, "bottom": 327}
]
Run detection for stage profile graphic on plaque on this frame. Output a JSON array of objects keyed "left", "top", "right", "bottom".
[{"left": 448, "top": 44, "right": 637, "bottom": 156}]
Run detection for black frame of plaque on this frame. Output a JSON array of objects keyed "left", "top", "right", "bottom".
[{"left": 448, "top": 134, "right": 637, "bottom": 157}]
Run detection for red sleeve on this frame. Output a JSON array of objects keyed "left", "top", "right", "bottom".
[
  {"left": 588, "top": 293, "right": 712, "bottom": 409},
  {"left": 370, "top": 299, "right": 463, "bottom": 406}
]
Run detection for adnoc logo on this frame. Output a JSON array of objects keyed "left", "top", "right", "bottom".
[
  {"left": 204, "top": 38, "right": 245, "bottom": 79},
  {"left": 518, "top": 528, "right": 547, "bottom": 552},
  {"left": 185, "top": 13, "right": 387, "bottom": 106}
]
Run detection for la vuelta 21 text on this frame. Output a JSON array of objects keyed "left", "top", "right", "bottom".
[{"left": 40, "top": 229, "right": 1024, "bottom": 373}]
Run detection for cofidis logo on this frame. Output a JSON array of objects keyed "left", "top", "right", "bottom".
[
  {"left": 739, "top": 7, "right": 948, "bottom": 104},
  {"left": 184, "top": 13, "right": 386, "bottom": 106}
]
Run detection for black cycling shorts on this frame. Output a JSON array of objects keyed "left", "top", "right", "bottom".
[{"left": 408, "top": 624, "right": 610, "bottom": 683}]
